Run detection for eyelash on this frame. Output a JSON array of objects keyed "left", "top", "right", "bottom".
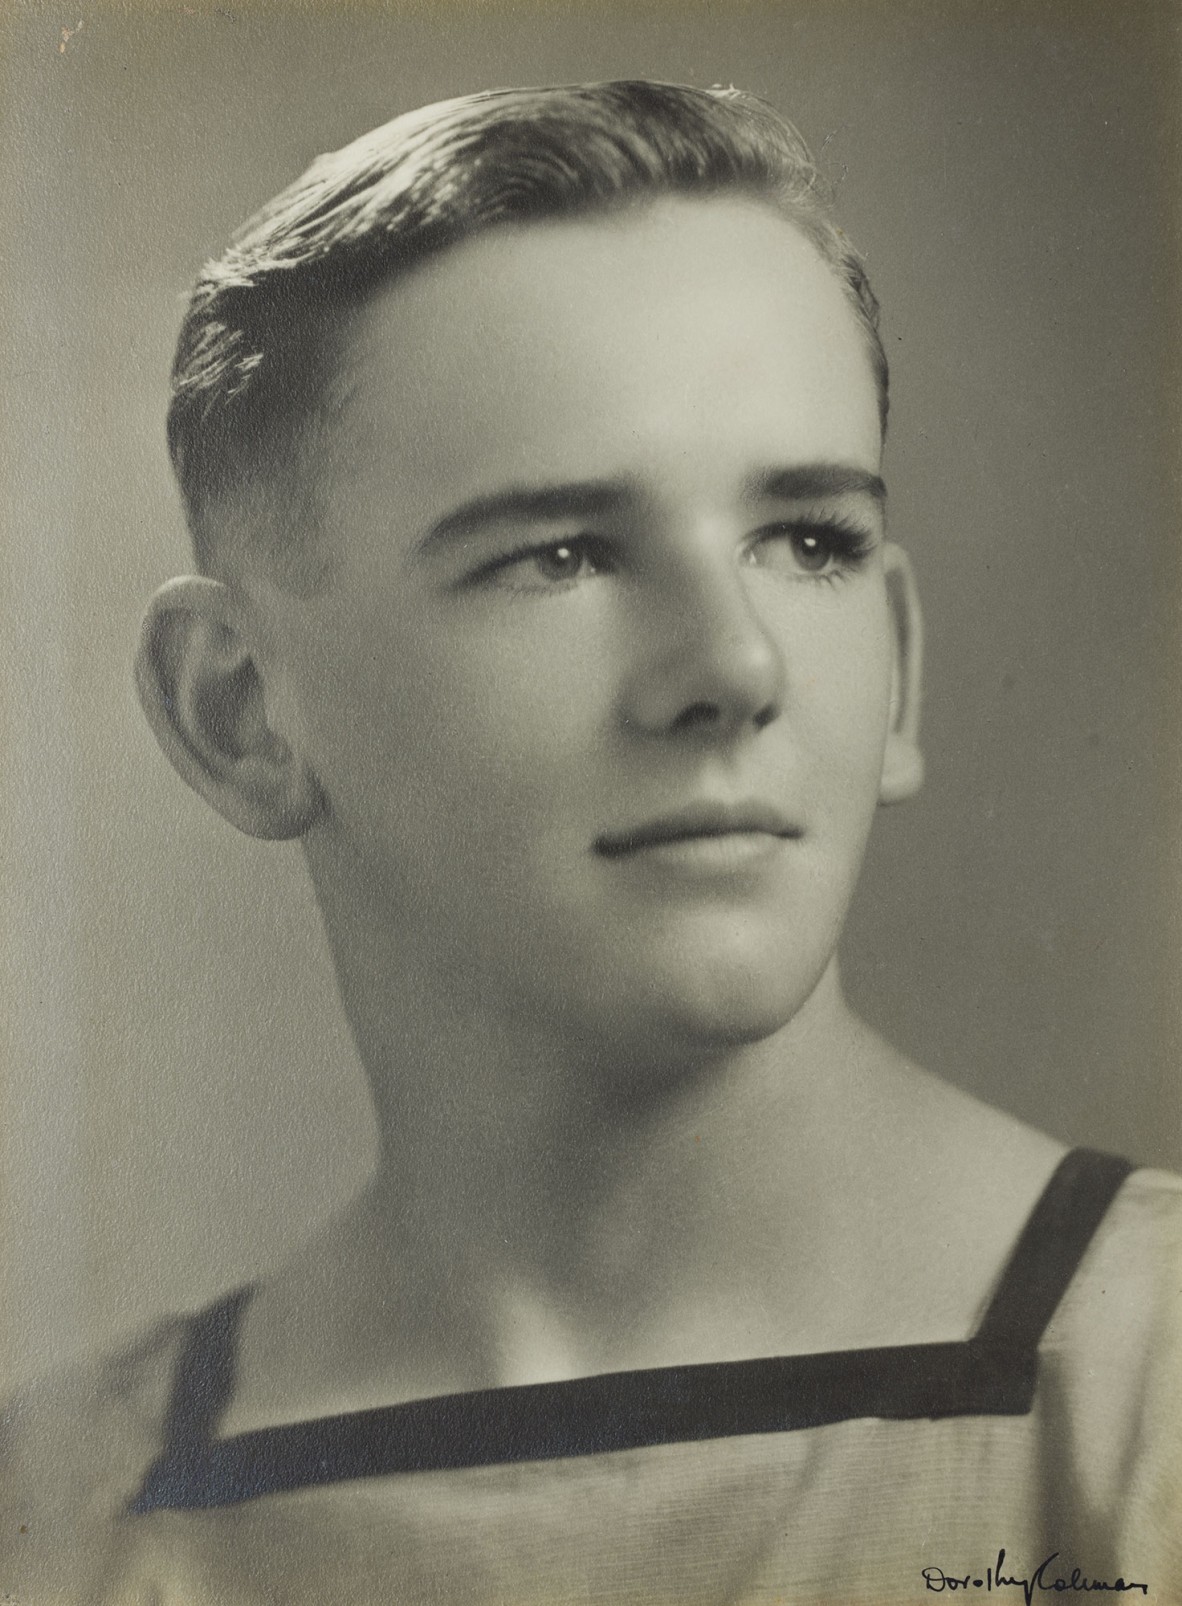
[
  {"left": 744, "top": 515, "right": 878, "bottom": 583},
  {"left": 466, "top": 516, "right": 876, "bottom": 593},
  {"left": 464, "top": 537, "right": 615, "bottom": 591}
]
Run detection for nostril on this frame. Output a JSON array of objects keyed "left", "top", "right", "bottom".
[
  {"left": 669, "top": 698, "right": 779, "bottom": 735},
  {"left": 671, "top": 701, "right": 722, "bottom": 733}
]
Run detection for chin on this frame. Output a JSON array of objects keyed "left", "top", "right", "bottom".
[
  {"left": 580, "top": 979, "right": 807, "bottom": 1110},
  {"left": 662, "top": 977, "right": 810, "bottom": 1051},
  {"left": 595, "top": 938, "right": 832, "bottom": 1066}
]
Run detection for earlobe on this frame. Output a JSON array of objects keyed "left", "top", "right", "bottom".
[
  {"left": 878, "top": 543, "right": 925, "bottom": 805},
  {"left": 134, "top": 576, "right": 323, "bottom": 839}
]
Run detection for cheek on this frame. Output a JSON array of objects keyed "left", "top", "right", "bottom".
[
  {"left": 792, "top": 599, "right": 894, "bottom": 795},
  {"left": 293, "top": 599, "right": 615, "bottom": 849}
]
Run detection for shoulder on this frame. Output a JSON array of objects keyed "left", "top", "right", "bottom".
[
  {"left": 0, "top": 1300, "right": 217, "bottom": 1600},
  {"left": 1043, "top": 1165, "right": 1182, "bottom": 1576},
  {"left": 1050, "top": 1162, "right": 1182, "bottom": 1380},
  {"left": 1041, "top": 1162, "right": 1182, "bottom": 1380},
  {"left": 1049, "top": 1164, "right": 1182, "bottom": 1343}
]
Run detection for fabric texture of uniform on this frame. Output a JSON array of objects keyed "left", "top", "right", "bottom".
[{"left": 3, "top": 1151, "right": 1180, "bottom": 1604}]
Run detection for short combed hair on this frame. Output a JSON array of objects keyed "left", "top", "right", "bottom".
[{"left": 169, "top": 80, "right": 889, "bottom": 577}]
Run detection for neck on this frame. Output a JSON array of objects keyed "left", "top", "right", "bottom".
[{"left": 309, "top": 849, "right": 887, "bottom": 1379}]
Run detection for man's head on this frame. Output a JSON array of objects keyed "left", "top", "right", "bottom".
[
  {"left": 167, "top": 81, "right": 888, "bottom": 584},
  {"left": 138, "top": 84, "right": 920, "bottom": 1069}
]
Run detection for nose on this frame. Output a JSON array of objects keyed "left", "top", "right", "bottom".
[{"left": 621, "top": 553, "right": 786, "bottom": 740}]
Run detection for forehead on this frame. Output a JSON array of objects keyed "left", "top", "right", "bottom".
[{"left": 332, "top": 197, "right": 881, "bottom": 515}]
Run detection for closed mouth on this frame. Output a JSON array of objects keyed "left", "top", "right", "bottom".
[{"left": 595, "top": 803, "right": 802, "bottom": 858}]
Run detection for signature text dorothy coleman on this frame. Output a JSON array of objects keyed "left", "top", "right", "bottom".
[{"left": 921, "top": 1549, "right": 1148, "bottom": 1604}]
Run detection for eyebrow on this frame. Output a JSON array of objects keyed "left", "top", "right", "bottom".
[
  {"left": 746, "top": 465, "right": 887, "bottom": 505},
  {"left": 415, "top": 463, "right": 886, "bottom": 556},
  {"left": 416, "top": 480, "right": 634, "bottom": 555}
]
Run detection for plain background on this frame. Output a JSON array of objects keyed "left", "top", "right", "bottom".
[{"left": 2, "top": 0, "right": 1179, "bottom": 1389}]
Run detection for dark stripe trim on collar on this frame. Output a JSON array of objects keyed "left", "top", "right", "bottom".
[
  {"left": 131, "top": 1335, "right": 1034, "bottom": 1512},
  {"left": 129, "top": 1147, "right": 1132, "bottom": 1513}
]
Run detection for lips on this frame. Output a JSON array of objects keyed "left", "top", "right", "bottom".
[{"left": 594, "top": 801, "right": 802, "bottom": 858}]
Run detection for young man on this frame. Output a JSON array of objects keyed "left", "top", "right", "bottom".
[{"left": 4, "top": 81, "right": 1179, "bottom": 1604}]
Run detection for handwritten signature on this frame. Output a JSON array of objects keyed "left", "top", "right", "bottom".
[{"left": 921, "top": 1549, "right": 1148, "bottom": 1604}]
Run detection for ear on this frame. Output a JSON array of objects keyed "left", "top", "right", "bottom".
[
  {"left": 134, "top": 576, "right": 323, "bottom": 840},
  {"left": 878, "top": 542, "right": 924, "bottom": 805}
]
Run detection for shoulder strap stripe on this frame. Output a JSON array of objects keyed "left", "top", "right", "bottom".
[{"left": 972, "top": 1147, "right": 1132, "bottom": 1352}]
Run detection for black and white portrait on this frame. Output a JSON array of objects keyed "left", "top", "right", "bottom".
[{"left": 3, "top": 3, "right": 1179, "bottom": 1601}]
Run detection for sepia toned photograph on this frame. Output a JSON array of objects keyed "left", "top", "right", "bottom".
[{"left": 2, "top": 1, "right": 1180, "bottom": 1600}]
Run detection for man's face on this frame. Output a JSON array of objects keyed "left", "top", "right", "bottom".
[{"left": 255, "top": 197, "right": 896, "bottom": 1060}]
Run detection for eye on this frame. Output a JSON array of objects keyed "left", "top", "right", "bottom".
[
  {"left": 531, "top": 540, "right": 599, "bottom": 583},
  {"left": 746, "top": 517, "right": 875, "bottom": 580},
  {"left": 787, "top": 528, "right": 838, "bottom": 573},
  {"left": 472, "top": 534, "right": 615, "bottom": 593}
]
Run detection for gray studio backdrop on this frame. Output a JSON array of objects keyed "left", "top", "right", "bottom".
[{"left": 3, "top": 0, "right": 1179, "bottom": 1386}]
